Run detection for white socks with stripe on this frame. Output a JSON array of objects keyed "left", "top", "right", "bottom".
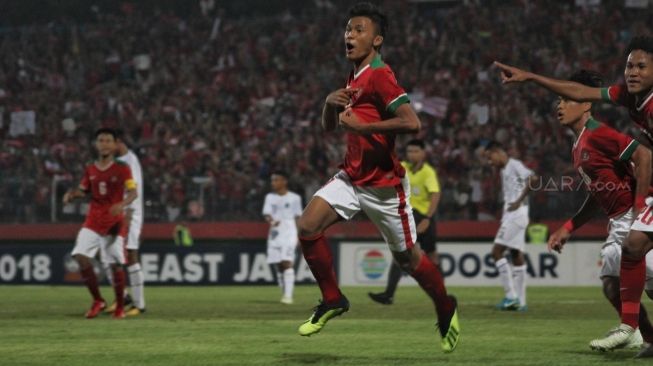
[
  {"left": 282, "top": 268, "right": 295, "bottom": 299},
  {"left": 128, "top": 263, "right": 145, "bottom": 309},
  {"left": 513, "top": 264, "right": 527, "bottom": 306},
  {"left": 495, "top": 258, "right": 517, "bottom": 299}
]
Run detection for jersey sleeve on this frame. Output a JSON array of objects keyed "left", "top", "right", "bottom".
[
  {"left": 262, "top": 194, "right": 273, "bottom": 216},
  {"left": 119, "top": 165, "right": 136, "bottom": 190},
  {"left": 293, "top": 195, "right": 303, "bottom": 218},
  {"left": 592, "top": 125, "right": 640, "bottom": 162},
  {"left": 600, "top": 84, "right": 629, "bottom": 107},
  {"left": 514, "top": 160, "right": 534, "bottom": 181},
  {"left": 426, "top": 167, "right": 441, "bottom": 194},
  {"left": 372, "top": 67, "right": 410, "bottom": 114}
]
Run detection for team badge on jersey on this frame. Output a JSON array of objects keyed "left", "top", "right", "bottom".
[{"left": 581, "top": 150, "right": 590, "bottom": 161}]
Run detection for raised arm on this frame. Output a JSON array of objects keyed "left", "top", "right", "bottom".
[{"left": 494, "top": 61, "right": 603, "bottom": 102}]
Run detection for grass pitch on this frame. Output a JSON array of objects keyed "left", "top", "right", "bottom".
[{"left": 0, "top": 285, "right": 649, "bottom": 365}]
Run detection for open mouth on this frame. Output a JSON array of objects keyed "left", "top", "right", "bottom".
[{"left": 345, "top": 42, "right": 354, "bottom": 53}]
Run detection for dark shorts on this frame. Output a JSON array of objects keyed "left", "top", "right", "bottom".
[{"left": 413, "top": 211, "right": 437, "bottom": 253}]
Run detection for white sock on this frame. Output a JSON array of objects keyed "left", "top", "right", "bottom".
[
  {"left": 282, "top": 268, "right": 295, "bottom": 299},
  {"left": 513, "top": 264, "right": 527, "bottom": 306},
  {"left": 128, "top": 263, "right": 145, "bottom": 309},
  {"left": 275, "top": 270, "right": 283, "bottom": 289},
  {"left": 103, "top": 263, "right": 114, "bottom": 285},
  {"left": 495, "top": 258, "right": 517, "bottom": 299}
]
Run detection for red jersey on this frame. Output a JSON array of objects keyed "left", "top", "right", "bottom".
[
  {"left": 572, "top": 118, "right": 642, "bottom": 217},
  {"left": 602, "top": 85, "right": 653, "bottom": 143},
  {"left": 343, "top": 54, "right": 410, "bottom": 187},
  {"left": 79, "top": 160, "right": 135, "bottom": 236}
]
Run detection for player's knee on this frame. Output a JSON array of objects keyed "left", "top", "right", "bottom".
[
  {"left": 297, "top": 217, "right": 321, "bottom": 238},
  {"left": 74, "top": 254, "right": 91, "bottom": 269},
  {"left": 623, "top": 232, "right": 649, "bottom": 259}
]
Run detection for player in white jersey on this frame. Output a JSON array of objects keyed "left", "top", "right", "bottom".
[
  {"left": 262, "top": 171, "right": 302, "bottom": 304},
  {"left": 104, "top": 129, "right": 146, "bottom": 316},
  {"left": 484, "top": 141, "right": 538, "bottom": 311}
]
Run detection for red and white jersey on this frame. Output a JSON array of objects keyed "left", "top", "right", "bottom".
[
  {"left": 602, "top": 84, "right": 653, "bottom": 143},
  {"left": 572, "top": 118, "right": 647, "bottom": 218},
  {"left": 342, "top": 54, "right": 410, "bottom": 187},
  {"left": 79, "top": 160, "right": 136, "bottom": 236}
]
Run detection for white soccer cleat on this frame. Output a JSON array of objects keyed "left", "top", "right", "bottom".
[
  {"left": 589, "top": 324, "right": 635, "bottom": 351},
  {"left": 280, "top": 296, "right": 294, "bottom": 305},
  {"left": 625, "top": 328, "right": 644, "bottom": 350}
]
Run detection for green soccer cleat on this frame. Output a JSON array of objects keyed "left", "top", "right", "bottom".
[
  {"left": 438, "top": 295, "right": 460, "bottom": 353},
  {"left": 298, "top": 296, "right": 350, "bottom": 337}
]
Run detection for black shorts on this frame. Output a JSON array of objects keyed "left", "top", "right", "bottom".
[{"left": 413, "top": 211, "right": 437, "bottom": 253}]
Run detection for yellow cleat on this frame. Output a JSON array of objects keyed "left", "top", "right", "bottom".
[
  {"left": 104, "top": 302, "right": 117, "bottom": 314},
  {"left": 439, "top": 296, "right": 460, "bottom": 353},
  {"left": 298, "top": 296, "right": 349, "bottom": 336},
  {"left": 125, "top": 307, "right": 146, "bottom": 317}
]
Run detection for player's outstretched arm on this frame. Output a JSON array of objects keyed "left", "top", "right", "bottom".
[
  {"left": 322, "top": 88, "right": 359, "bottom": 132},
  {"left": 62, "top": 188, "right": 86, "bottom": 204},
  {"left": 631, "top": 144, "right": 653, "bottom": 215},
  {"left": 339, "top": 103, "right": 420, "bottom": 135},
  {"left": 493, "top": 61, "right": 602, "bottom": 102},
  {"left": 549, "top": 195, "right": 600, "bottom": 253}
]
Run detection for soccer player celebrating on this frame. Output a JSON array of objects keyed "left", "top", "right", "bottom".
[
  {"left": 104, "top": 129, "right": 146, "bottom": 316},
  {"left": 368, "top": 139, "right": 442, "bottom": 305},
  {"left": 546, "top": 70, "right": 653, "bottom": 355},
  {"left": 63, "top": 128, "right": 137, "bottom": 319},
  {"left": 483, "top": 142, "right": 537, "bottom": 311},
  {"left": 495, "top": 36, "right": 653, "bottom": 352},
  {"left": 296, "top": 2, "right": 459, "bottom": 352},
  {"left": 262, "top": 171, "right": 302, "bottom": 304}
]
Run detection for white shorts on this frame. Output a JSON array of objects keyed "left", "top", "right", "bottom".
[
  {"left": 631, "top": 199, "right": 653, "bottom": 233},
  {"left": 125, "top": 213, "right": 143, "bottom": 251},
  {"left": 267, "top": 226, "right": 298, "bottom": 264},
  {"left": 600, "top": 209, "right": 653, "bottom": 290},
  {"left": 267, "top": 242, "right": 297, "bottom": 264},
  {"left": 71, "top": 228, "right": 126, "bottom": 265},
  {"left": 314, "top": 170, "right": 417, "bottom": 252},
  {"left": 494, "top": 214, "right": 528, "bottom": 251}
]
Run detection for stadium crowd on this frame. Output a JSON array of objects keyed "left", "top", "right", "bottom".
[{"left": 0, "top": 0, "right": 651, "bottom": 223}]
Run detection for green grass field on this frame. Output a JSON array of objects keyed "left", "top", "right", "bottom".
[{"left": 0, "top": 285, "right": 650, "bottom": 365}]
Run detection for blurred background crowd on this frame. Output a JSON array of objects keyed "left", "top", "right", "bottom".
[{"left": 0, "top": 0, "right": 651, "bottom": 223}]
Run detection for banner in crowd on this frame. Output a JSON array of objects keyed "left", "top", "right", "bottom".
[
  {"left": 0, "top": 242, "right": 317, "bottom": 285},
  {"left": 339, "top": 241, "right": 604, "bottom": 287}
]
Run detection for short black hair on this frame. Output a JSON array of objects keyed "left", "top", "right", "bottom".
[
  {"left": 569, "top": 70, "right": 603, "bottom": 88},
  {"left": 485, "top": 140, "right": 503, "bottom": 152},
  {"left": 626, "top": 35, "right": 653, "bottom": 57},
  {"left": 348, "top": 2, "right": 387, "bottom": 39},
  {"left": 406, "top": 139, "right": 425, "bottom": 149},
  {"left": 94, "top": 127, "right": 117, "bottom": 140},
  {"left": 271, "top": 170, "right": 288, "bottom": 179},
  {"left": 114, "top": 128, "right": 126, "bottom": 141}
]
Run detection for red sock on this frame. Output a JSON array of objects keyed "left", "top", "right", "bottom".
[
  {"left": 112, "top": 268, "right": 126, "bottom": 310},
  {"left": 411, "top": 254, "right": 454, "bottom": 321},
  {"left": 80, "top": 267, "right": 103, "bottom": 301},
  {"left": 620, "top": 256, "right": 646, "bottom": 328},
  {"left": 300, "top": 233, "right": 341, "bottom": 304}
]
